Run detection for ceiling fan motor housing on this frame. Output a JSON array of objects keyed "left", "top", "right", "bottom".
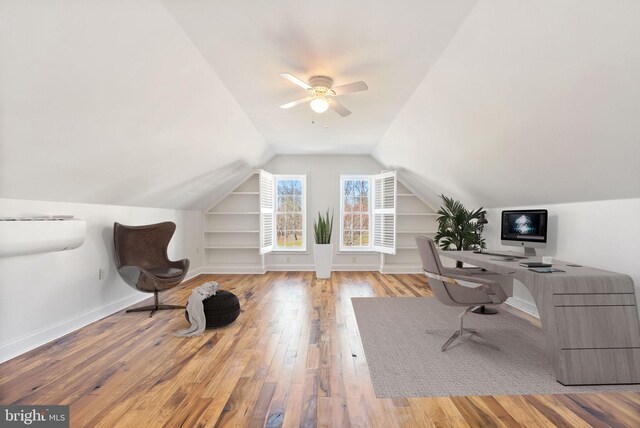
[{"left": 309, "top": 76, "right": 334, "bottom": 95}]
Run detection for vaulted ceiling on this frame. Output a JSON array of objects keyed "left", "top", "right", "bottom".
[
  {"left": 1, "top": 0, "right": 638, "bottom": 209},
  {"left": 161, "top": 0, "right": 477, "bottom": 154}
]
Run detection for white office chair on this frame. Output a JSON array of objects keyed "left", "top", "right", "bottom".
[{"left": 416, "top": 236, "right": 509, "bottom": 351}]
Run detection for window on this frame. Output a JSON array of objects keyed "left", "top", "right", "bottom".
[
  {"left": 274, "top": 175, "right": 306, "bottom": 251},
  {"left": 340, "top": 176, "right": 372, "bottom": 251},
  {"left": 260, "top": 170, "right": 394, "bottom": 256}
]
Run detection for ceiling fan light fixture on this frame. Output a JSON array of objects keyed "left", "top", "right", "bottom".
[
  {"left": 280, "top": 73, "right": 366, "bottom": 117},
  {"left": 310, "top": 96, "right": 329, "bottom": 113}
]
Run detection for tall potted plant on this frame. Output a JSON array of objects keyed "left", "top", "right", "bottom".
[
  {"left": 434, "top": 195, "right": 486, "bottom": 268},
  {"left": 313, "top": 210, "right": 334, "bottom": 279}
]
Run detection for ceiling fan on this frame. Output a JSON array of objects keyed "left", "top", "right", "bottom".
[{"left": 279, "top": 73, "right": 368, "bottom": 117}]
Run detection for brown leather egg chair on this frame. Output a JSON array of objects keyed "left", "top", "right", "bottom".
[{"left": 113, "top": 222, "right": 189, "bottom": 317}]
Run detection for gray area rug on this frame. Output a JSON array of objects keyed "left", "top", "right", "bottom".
[{"left": 352, "top": 297, "right": 640, "bottom": 398}]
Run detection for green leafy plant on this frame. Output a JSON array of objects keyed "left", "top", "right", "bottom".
[
  {"left": 434, "top": 195, "right": 486, "bottom": 266},
  {"left": 313, "top": 210, "right": 334, "bottom": 244}
]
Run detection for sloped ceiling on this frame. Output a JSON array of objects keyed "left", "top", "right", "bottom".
[
  {"left": 373, "top": 0, "right": 640, "bottom": 208},
  {"left": 160, "top": 0, "right": 478, "bottom": 154},
  {"left": 1, "top": 0, "right": 638, "bottom": 210},
  {"left": 0, "top": 0, "right": 271, "bottom": 209}
]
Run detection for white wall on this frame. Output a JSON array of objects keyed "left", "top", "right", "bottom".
[
  {"left": 483, "top": 198, "right": 640, "bottom": 317},
  {"left": 374, "top": 0, "right": 640, "bottom": 208},
  {"left": 0, "top": 198, "right": 202, "bottom": 363},
  {"left": 0, "top": 0, "right": 271, "bottom": 209},
  {"left": 262, "top": 155, "right": 384, "bottom": 270}
]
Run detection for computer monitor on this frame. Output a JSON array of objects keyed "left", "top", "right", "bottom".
[{"left": 501, "top": 209, "right": 548, "bottom": 256}]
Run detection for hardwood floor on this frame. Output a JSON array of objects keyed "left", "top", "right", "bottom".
[{"left": 1, "top": 272, "right": 639, "bottom": 427}]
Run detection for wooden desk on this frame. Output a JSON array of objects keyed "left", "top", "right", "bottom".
[{"left": 439, "top": 250, "right": 640, "bottom": 385}]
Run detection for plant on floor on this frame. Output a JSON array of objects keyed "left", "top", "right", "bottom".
[
  {"left": 434, "top": 195, "right": 486, "bottom": 265},
  {"left": 313, "top": 210, "right": 334, "bottom": 244}
]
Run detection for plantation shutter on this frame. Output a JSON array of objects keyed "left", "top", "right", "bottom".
[
  {"left": 259, "top": 170, "right": 275, "bottom": 255},
  {"left": 373, "top": 171, "right": 396, "bottom": 254}
]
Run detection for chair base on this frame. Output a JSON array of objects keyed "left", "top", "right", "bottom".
[
  {"left": 441, "top": 327, "right": 480, "bottom": 351},
  {"left": 471, "top": 305, "right": 498, "bottom": 315},
  {"left": 441, "top": 306, "right": 499, "bottom": 351},
  {"left": 126, "top": 292, "right": 184, "bottom": 317}
]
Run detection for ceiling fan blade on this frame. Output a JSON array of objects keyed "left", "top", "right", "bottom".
[
  {"left": 280, "top": 73, "right": 312, "bottom": 90},
  {"left": 280, "top": 96, "right": 314, "bottom": 109},
  {"left": 332, "top": 81, "right": 368, "bottom": 95},
  {"left": 328, "top": 98, "right": 351, "bottom": 117}
]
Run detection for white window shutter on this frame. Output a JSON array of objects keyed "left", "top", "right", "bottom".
[
  {"left": 373, "top": 171, "right": 396, "bottom": 255},
  {"left": 259, "top": 170, "right": 275, "bottom": 255}
]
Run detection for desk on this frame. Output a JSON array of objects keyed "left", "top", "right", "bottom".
[{"left": 439, "top": 250, "right": 640, "bottom": 385}]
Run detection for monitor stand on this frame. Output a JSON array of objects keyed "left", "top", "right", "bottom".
[{"left": 524, "top": 247, "right": 537, "bottom": 257}]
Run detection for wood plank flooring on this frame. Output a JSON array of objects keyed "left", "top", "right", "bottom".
[{"left": 1, "top": 272, "right": 639, "bottom": 427}]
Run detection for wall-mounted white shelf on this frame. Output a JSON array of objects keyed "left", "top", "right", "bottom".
[
  {"left": 230, "top": 191, "right": 259, "bottom": 195},
  {"left": 397, "top": 193, "right": 417, "bottom": 197},
  {"left": 396, "top": 246, "right": 419, "bottom": 250},
  {"left": 397, "top": 230, "right": 437, "bottom": 234}
]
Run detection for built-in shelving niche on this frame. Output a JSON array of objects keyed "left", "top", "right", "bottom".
[
  {"left": 380, "top": 180, "right": 438, "bottom": 273},
  {"left": 202, "top": 172, "right": 265, "bottom": 273},
  {"left": 202, "top": 173, "right": 437, "bottom": 274}
]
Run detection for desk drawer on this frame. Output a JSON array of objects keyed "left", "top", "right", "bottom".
[
  {"left": 557, "top": 348, "right": 640, "bottom": 385},
  {"left": 553, "top": 293, "right": 636, "bottom": 307},
  {"left": 555, "top": 306, "right": 640, "bottom": 348}
]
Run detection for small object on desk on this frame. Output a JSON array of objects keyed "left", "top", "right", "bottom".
[
  {"left": 542, "top": 256, "right": 553, "bottom": 264},
  {"left": 529, "top": 267, "right": 565, "bottom": 273},
  {"left": 519, "top": 262, "right": 552, "bottom": 268}
]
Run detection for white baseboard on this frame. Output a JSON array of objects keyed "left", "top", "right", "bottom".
[
  {"left": 332, "top": 264, "right": 380, "bottom": 271},
  {"left": 379, "top": 264, "right": 423, "bottom": 274},
  {"left": 267, "top": 264, "right": 380, "bottom": 272},
  {"left": 201, "top": 264, "right": 267, "bottom": 274},
  {"left": 267, "top": 264, "right": 314, "bottom": 271},
  {"left": 0, "top": 265, "right": 205, "bottom": 364},
  {"left": 506, "top": 296, "right": 540, "bottom": 318},
  {"left": 0, "top": 291, "right": 148, "bottom": 364},
  {"left": 201, "top": 263, "right": 414, "bottom": 273},
  {"left": 184, "top": 267, "right": 203, "bottom": 281}
]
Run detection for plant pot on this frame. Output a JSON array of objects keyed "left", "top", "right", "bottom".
[{"left": 314, "top": 243, "right": 333, "bottom": 279}]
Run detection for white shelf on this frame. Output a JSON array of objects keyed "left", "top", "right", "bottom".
[
  {"left": 205, "top": 230, "right": 259, "bottom": 234},
  {"left": 207, "top": 212, "right": 259, "bottom": 215},
  {"left": 397, "top": 213, "right": 438, "bottom": 216},
  {"left": 202, "top": 172, "right": 262, "bottom": 273},
  {"left": 397, "top": 193, "right": 417, "bottom": 197},
  {"left": 396, "top": 246, "right": 419, "bottom": 250},
  {"left": 205, "top": 245, "right": 259, "bottom": 250},
  {"left": 397, "top": 230, "right": 437, "bottom": 234}
]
